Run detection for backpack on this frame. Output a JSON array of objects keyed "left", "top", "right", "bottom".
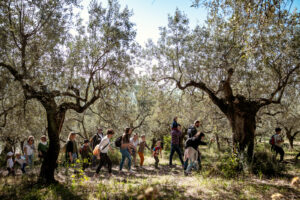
[
  {"left": 185, "top": 138, "right": 193, "bottom": 148},
  {"left": 93, "top": 144, "right": 100, "bottom": 156},
  {"left": 115, "top": 136, "right": 122, "bottom": 148},
  {"left": 269, "top": 134, "right": 276, "bottom": 145}
]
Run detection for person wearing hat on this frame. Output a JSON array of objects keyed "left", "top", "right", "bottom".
[
  {"left": 80, "top": 139, "right": 92, "bottom": 170},
  {"left": 7, "top": 152, "right": 15, "bottom": 176},
  {"left": 38, "top": 135, "right": 49, "bottom": 161},
  {"left": 24, "top": 136, "right": 35, "bottom": 168},
  {"left": 15, "top": 152, "right": 27, "bottom": 174}
]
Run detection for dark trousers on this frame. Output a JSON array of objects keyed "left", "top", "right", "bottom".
[
  {"left": 96, "top": 153, "right": 112, "bottom": 174},
  {"left": 154, "top": 156, "right": 159, "bottom": 168},
  {"left": 169, "top": 144, "right": 184, "bottom": 165},
  {"left": 273, "top": 145, "right": 284, "bottom": 161},
  {"left": 82, "top": 156, "right": 91, "bottom": 170},
  {"left": 21, "top": 163, "right": 27, "bottom": 174},
  {"left": 7, "top": 168, "right": 15, "bottom": 176}
]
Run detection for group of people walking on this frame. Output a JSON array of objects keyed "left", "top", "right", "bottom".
[{"left": 5, "top": 118, "right": 287, "bottom": 177}]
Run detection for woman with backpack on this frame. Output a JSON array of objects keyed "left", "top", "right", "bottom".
[{"left": 118, "top": 127, "right": 135, "bottom": 173}]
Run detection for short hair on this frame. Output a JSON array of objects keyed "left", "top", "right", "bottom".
[
  {"left": 107, "top": 129, "right": 115, "bottom": 135},
  {"left": 194, "top": 120, "right": 200, "bottom": 124},
  {"left": 84, "top": 139, "right": 89, "bottom": 143},
  {"left": 41, "top": 135, "right": 47, "bottom": 139},
  {"left": 133, "top": 133, "right": 138, "bottom": 136},
  {"left": 275, "top": 127, "right": 281, "bottom": 132}
]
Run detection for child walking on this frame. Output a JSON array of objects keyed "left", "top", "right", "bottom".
[
  {"left": 95, "top": 129, "right": 115, "bottom": 177},
  {"left": 7, "top": 152, "right": 15, "bottom": 176},
  {"left": 138, "top": 134, "right": 150, "bottom": 167},
  {"left": 153, "top": 141, "right": 162, "bottom": 169},
  {"left": 80, "top": 139, "right": 92, "bottom": 170},
  {"left": 130, "top": 133, "right": 139, "bottom": 167}
]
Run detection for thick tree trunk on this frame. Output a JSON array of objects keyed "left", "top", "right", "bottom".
[
  {"left": 39, "top": 101, "right": 65, "bottom": 184},
  {"left": 227, "top": 108, "right": 256, "bottom": 161}
]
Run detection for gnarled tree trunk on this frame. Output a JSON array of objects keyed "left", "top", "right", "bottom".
[
  {"left": 227, "top": 107, "right": 257, "bottom": 161},
  {"left": 39, "top": 100, "right": 65, "bottom": 184}
]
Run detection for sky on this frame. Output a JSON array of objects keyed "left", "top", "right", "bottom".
[{"left": 79, "top": 0, "right": 300, "bottom": 46}]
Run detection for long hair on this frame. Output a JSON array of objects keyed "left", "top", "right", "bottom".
[
  {"left": 123, "top": 127, "right": 131, "bottom": 142},
  {"left": 68, "top": 132, "right": 76, "bottom": 141}
]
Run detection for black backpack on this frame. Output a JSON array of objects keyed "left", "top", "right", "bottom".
[
  {"left": 115, "top": 136, "right": 122, "bottom": 147},
  {"left": 185, "top": 138, "right": 193, "bottom": 148}
]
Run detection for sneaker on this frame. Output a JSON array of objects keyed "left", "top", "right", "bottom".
[{"left": 129, "top": 169, "right": 134, "bottom": 174}]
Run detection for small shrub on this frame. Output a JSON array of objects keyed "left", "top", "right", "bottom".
[
  {"left": 217, "top": 153, "right": 241, "bottom": 178},
  {"left": 108, "top": 150, "right": 122, "bottom": 165},
  {"left": 250, "top": 151, "right": 285, "bottom": 177},
  {"left": 163, "top": 135, "right": 171, "bottom": 151}
]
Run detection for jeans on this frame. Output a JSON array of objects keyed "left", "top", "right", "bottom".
[
  {"left": 169, "top": 144, "right": 184, "bottom": 165},
  {"left": 120, "top": 148, "right": 131, "bottom": 170},
  {"left": 28, "top": 154, "right": 34, "bottom": 168},
  {"left": 72, "top": 153, "right": 78, "bottom": 164},
  {"left": 186, "top": 161, "right": 198, "bottom": 172},
  {"left": 21, "top": 163, "right": 27, "bottom": 174},
  {"left": 184, "top": 150, "right": 201, "bottom": 170}
]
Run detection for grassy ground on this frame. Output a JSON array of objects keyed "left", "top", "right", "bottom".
[{"left": 0, "top": 144, "right": 299, "bottom": 200}]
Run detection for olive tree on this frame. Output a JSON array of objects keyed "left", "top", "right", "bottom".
[{"left": 0, "top": 0, "right": 135, "bottom": 183}]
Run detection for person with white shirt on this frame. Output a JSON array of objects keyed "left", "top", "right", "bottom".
[
  {"left": 24, "top": 136, "right": 35, "bottom": 168},
  {"left": 95, "top": 129, "right": 115, "bottom": 177},
  {"left": 130, "top": 133, "right": 139, "bottom": 167},
  {"left": 7, "top": 151, "right": 15, "bottom": 176},
  {"left": 15, "top": 152, "right": 27, "bottom": 174}
]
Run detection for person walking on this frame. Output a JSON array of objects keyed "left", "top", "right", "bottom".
[
  {"left": 80, "top": 139, "right": 92, "bottom": 170},
  {"left": 138, "top": 134, "right": 150, "bottom": 167},
  {"left": 65, "top": 132, "right": 78, "bottom": 164},
  {"left": 95, "top": 129, "right": 115, "bottom": 177},
  {"left": 153, "top": 141, "right": 162, "bottom": 169},
  {"left": 130, "top": 133, "right": 139, "bottom": 167},
  {"left": 91, "top": 128, "right": 104, "bottom": 167},
  {"left": 270, "top": 127, "right": 285, "bottom": 162},
  {"left": 119, "top": 128, "right": 135, "bottom": 173},
  {"left": 184, "top": 132, "right": 207, "bottom": 174},
  {"left": 169, "top": 124, "right": 184, "bottom": 167}
]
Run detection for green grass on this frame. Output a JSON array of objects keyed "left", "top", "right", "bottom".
[{"left": 0, "top": 143, "right": 300, "bottom": 200}]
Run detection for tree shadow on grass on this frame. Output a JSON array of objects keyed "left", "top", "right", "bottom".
[{"left": 0, "top": 176, "right": 84, "bottom": 200}]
